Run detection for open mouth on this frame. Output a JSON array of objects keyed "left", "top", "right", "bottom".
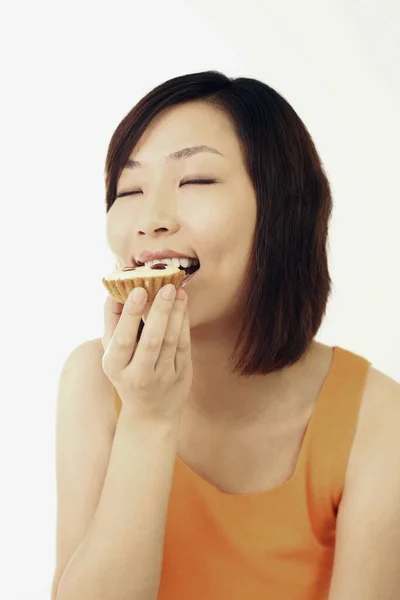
[
  {"left": 179, "top": 261, "right": 200, "bottom": 287},
  {"left": 137, "top": 257, "right": 200, "bottom": 287}
]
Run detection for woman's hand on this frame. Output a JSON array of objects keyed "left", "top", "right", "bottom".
[{"left": 102, "top": 284, "right": 192, "bottom": 423}]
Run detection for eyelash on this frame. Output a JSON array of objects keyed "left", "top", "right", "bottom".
[{"left": 116, "top": 178, "right": 217, "bottom": 199}]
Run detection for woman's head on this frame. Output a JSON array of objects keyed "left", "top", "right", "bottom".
[{"left": 105, "top": 71, "right": 332, "bottom": 376}]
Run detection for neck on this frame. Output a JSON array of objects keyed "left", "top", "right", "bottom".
[{"left": 188, "top": 325, "right": 319, "bottom": 426}]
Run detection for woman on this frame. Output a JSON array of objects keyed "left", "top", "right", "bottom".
[{"left": 52, "top": 71, "right": 400, "bottom": 600}]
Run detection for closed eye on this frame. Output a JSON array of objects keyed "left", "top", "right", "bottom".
[
  {"left": 181, "top": 178, "right": 217, "bottom": 186},
  {"left": 115, "top": 190, "right": 142, "bottom": 198},
  {"left": 115, "top": 178, "right": 217, "bottom": 199}
]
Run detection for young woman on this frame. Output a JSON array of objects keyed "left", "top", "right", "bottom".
[{"left": 52, "top": 71, "right": 400, "bottom": 600}]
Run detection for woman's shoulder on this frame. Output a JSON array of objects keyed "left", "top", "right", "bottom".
[
  {"left": 332, "top": 345, "right": 399, "bottom": 432},
  {"left": 63, "top": 336, "right": 104, "bottom": 362},
  {"left": 62, "top": 337, "right": 106, "bottom": 381},
  {"left": 60, "top": 336, "right": 117, "bottom": 431},
  {"left": 359, "top": 363, "right": 400, "bottom": 435},
  {"left": 347, "top": 361, "right": 400, "bottom": 480},
  {"left": 331, "top": 361, "right": 400, "bottom": 594}
]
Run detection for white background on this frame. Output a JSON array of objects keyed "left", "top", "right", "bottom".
[{"left": 1, "top": 1, "right": 399, "bottom": 598}]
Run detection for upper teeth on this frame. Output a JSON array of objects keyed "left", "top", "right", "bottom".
[{"left": 143, "top": 257, "right": 199, "bottom": 268}]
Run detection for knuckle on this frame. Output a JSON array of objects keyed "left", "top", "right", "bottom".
[
  {"left": 176, "top": 340, "right": 190, "bottom": 353},
  {"left": 173, "top": 296, "right": 187, "bottom": 309},
  {"left": 134, "top": 377, "right": 145, "bottom": 390},
  {"left": 154, "top": 300, "right": 173, "bottom": 315},
  {"left": 141, "top": 336, "right": 160, "bottom": 352},
  {"left": 125, "top": 299, "right": 143, "bottom": 316},
  {"left": 162, "top": 335, "right": 179, "bottom": 349},
  {"left": 114, "top": 333, "right": 134, "bottom": 348},
  {"left": 134, "top": 375, "right": 151, "bottom": 391}
]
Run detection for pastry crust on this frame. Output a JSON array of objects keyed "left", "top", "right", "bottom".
[{"left": 102, "top": 265, "right": 185, "bottom": 303}]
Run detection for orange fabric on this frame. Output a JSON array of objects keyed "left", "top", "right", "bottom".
[{"left": 113, "top": 346, "right": 371, "bottom": 599}]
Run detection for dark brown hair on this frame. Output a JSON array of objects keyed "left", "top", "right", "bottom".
[{"left": 104, "top": 71, "right": 333, "bottom": 376}]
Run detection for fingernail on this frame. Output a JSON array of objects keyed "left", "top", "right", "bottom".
[
  {"left": 162, "top": 284, "right": 176, "bottom": 300},
  {"left": 131, "top": 287, "right": 146, "bottom": 303}
]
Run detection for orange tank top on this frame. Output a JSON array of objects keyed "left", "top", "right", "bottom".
[{"left": 113, "top": 345, "right": 371, "bottom": 599}]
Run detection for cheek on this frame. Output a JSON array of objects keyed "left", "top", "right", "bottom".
[
  {"left": 106, "top": 205, "right": 130, "bottom": 250},
  {"left": 191, "top": 209, "right": 254, "bottom": 303},
  {"left": 189, "top": 197, "right": 254, "bottom": 245},
  {"left": 105, "top": 216, "right": 114, "bottom": 244},
  {"left": 210, "top": 205, "right": 255, "bottom": 295},
  {"left": 195, "top": 203, "right": 255, "bottom": 266}
]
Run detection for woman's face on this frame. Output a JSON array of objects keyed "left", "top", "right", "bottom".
[{"left": 106, "top": 101, "right": 257, "bottom": 332}]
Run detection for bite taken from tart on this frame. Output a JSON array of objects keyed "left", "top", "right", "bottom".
[{"left": 102, "top": 256, "right": 200, "bottom": 304}]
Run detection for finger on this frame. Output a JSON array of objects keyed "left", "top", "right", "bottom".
[
  {"left": 132, "top": 284, "right": 177, "bottom": 371},
  {"left": 155, "top": 287, "right": 188, "bottom": 369},
  {"left": 175, "top": 303, "right": 191, "bottom": 374},
  {"left": 104, "top": 287, "right": 148, "bottom": 373},
  {"left": 102, "top": 294, "right": 124, "bottom": 351}
]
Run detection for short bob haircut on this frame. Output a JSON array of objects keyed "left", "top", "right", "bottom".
[{"left": 104, "top": 71, "right": 333, "bottom": 377}]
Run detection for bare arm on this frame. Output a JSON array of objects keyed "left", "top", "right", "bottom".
[
  {"left": 56, "top": 407, "right": 180, "bottom": 600},
  {"left": 55, "top": 284, "right": 191, "bottom": 600},
  {"left": 328, "top": 369, "right": 400, "bottom": 599},
  {"left": 51, "top": 339, "right": 117, "bottom": 600}
]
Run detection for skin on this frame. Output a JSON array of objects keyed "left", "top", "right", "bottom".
[
  {"left": 106, "top": 100, "right": 334, "bottom": 493},
  {"left": 103, "top": 101, "right": 400, "bottom": 596},
  {"left": 51, "top": 96, "right": 400, "bottom": 600}
]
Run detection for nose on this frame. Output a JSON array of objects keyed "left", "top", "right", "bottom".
[{"left": 136, "top": 190, "right": 180, "bottom": 237}]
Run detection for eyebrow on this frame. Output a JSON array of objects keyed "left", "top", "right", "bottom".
[{"left": 123, "top": 145, "right": 224, "bottom": 170}]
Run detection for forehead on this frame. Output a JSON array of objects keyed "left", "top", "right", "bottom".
[{"left": 129, "top": 101, "right": 240, "bottom": 163}]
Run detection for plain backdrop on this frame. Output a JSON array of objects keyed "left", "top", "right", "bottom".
[{"left": 0, "top": 0, "right": 399, "bottom": 598}]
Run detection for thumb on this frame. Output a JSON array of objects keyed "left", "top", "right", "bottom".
[{"left": 102, "top": 294, "right": 124, "bottom": 351}]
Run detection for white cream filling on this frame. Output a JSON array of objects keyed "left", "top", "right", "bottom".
[{"left": 104, "top": 265, "right": 180, "bottom": 281}]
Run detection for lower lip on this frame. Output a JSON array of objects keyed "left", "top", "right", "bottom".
[{"left": 181, "top": 269, "right": 199, "bottom": 288}]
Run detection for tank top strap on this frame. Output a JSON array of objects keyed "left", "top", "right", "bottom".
[
  {"left": 300, "top": 345, "right": 372, "bottom": 514},
  {"left": 112, "top": 346, "right": 372, "bottom": 512}
]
